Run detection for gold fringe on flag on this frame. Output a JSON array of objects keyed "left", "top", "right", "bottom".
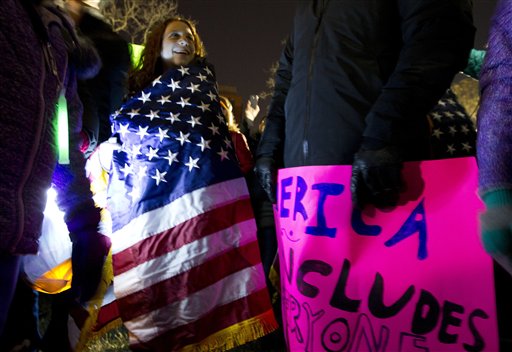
[{"left": 181, "top": 310, "right": 279, "bottom": 352}]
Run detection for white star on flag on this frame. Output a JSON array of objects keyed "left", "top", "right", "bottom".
[
  {"left": 217, "top": 113, "right": 225, "bottom": 123},
  {"left": 198, "top": 101, "right": 211, "bottom": 112},
  {"left": 127, "top": 109, "right": 140, "bottom": 118},
  {"left": 119, "top": 123, "right": 130, "bottom": 138},
  {"left": 217, "top": 148, "right": 229, "bottom": 161},
  {"left": 146, "top": 147, "right": 159, "bottom": 160},
  {"left": 168, "top": 79, "right": 181, "bottom": 91},
  {"left": 430, "top": 112, "right": 442, "bottom": 121},
  {"left": 448, "top": 126, "right": 457, "bottom": 135},
  {"left": 207, "top": 91, "right": 217, "bottom": 101},
  {"left": 138, "top": 91, "right": 151, "bottom": 103},
  {"left": 187, "top": 115, "right": 202, "bottom": 128},
  {"left": 120, "top": 163, "right": 133, "bottom": 177},
  {"left": 185, "top": 156, "right": 200, "bottom": 171},
  {"left": 164, "top": 150, "right": 179, "bottom": 166},
  {"left": 447, "top": 145, "right": 456, "bottom": 154},
  {"left": 187, "top": 83, "right": 200, "bottom": 93},
  {"left": 152, "top": 76, "right": 162, "bottom": 86},
  {"left": 157, "top": 127, "right": 170, "bottom": 142},
  {"left": 151, "top": 169, "right": 167, "bottom": 186},
  {"left": 444, "top": 111, "right": 455, "bottom": 119},
  {"left": 196, "top": 73, "right": 207, "bottom": 82},
  {"left": 136, "top": 126, "right": 149, "bottom": 140},
  {"left": 224, "top": 137, "right": 232, "bottom": 149},
  {"left": 132, "top": 144, "right": 142, "bottom": 157},
  {"left": 176, "top": 131, "right": 191, "bottom": 145},
  {"left": 208, "top": 123, "right": 220, "bottom": 135},
  {"left": 145, "top": 110, "right": 160, "bottom": 121},
  {"left": 460, "top": 125, "right": 470, "bottom": 134},
  {"left": 166, "top": 112, "right": 181, "bottom": 123},
  {"left": 157, "top": 95, "right": 171, "bottom": 105},
  {"left": 432, "top": 129, "right": 443, "bottom": 139},
  {"left": 462, "top": 143, "right": 472, "bottom": 152},
  {"left": 178, "top": 66, "right": 190, "bottom": 76},
  {"left": 137, "top": 165, "right": 147, "bottom": 178},
  {"left": 177, "top": 97, "right": 191, "bottom": 108},
  {"left": 197, "top": 137, "right": 211, "bottom": 152},
  {"left": 112, "top": 109, "right": 121, "bottom": 118},
  {"left": 204, "top": 66, "right": 213, "bottom": 76}
]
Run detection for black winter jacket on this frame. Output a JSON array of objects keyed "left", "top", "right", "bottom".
[{"left": 257, "top": 0, "right": 475, "bottom": 167}]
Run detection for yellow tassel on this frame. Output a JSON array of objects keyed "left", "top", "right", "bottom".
[
  {"left": 74, "top": 249, "right": 114, "bottom": 352},
  {"left": 181, "top": 310, "right": 279, "bottom": 352}
]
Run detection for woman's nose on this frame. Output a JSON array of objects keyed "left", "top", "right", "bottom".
[{"left": 178, "top": 38, "right": 190, "bottom": 46}]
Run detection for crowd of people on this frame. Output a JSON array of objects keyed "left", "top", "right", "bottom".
[{"left": 1, "top": 0, "right": 512, "bottom": 350}]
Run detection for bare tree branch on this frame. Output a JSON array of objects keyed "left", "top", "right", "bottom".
[{"left": 99, "top": 0, "right": 178, "bottom": 44}]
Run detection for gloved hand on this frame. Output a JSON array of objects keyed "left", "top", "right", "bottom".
[
  {"left": 351, "top": 145, "right": 403, "bottom": 209},
  {"left": 254, "top": 156, "right": 277, "bottom": 204},
  {"left": 480, "top": 190, "right": 512, "bottom": 276},
  {"left": 67, "top": 209, "right": 111, "bottom": 304}
]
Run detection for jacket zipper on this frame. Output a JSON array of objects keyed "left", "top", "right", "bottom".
[{"left": 303, "top": 0, "right": 327, "bottom": 165}]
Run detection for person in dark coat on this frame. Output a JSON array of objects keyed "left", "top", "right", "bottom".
[
  {"left": 65, "top": 0, "right": 131, "bottom": 153},
  {"left": 0, "top": 0, "right": 110, "bottom": 343},
  {"left": 255, "top": 0, "right": 475, "bottom": 209}
]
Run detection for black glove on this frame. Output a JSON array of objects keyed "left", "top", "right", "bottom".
[
  {"left": 254, "top": 156, "right": 277, "bottom": 203},
  {"left": 351, "top": 145, "right": 403, "bottom": 209},
  {"left": 67, "top": 208, "right": 111, "bottom": 304}
]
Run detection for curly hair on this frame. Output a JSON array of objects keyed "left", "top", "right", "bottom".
[{"left": 128, "top": 16, "right": 206, "bottom": 93}]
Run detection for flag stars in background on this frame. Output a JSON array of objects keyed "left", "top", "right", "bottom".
[
  {"left": 184, "top": 156, "right": 200, "bottom": 171},
  {"left": 120, "top": 163, "right": 133, "bottom": 177},
  {"left": 146, "top": 147, "right": 159, "bottom": 161},
  {"left": 428, "top": 90, "right": 477, "bottom": 158},
  {"left": 131, "top": 144, "right": 142, "bottom": 157},
  {"left": 187, "top": 83, "right": 200, "bottom": 93},
  {"left": 198, "top": 101, "right": 210, "bottom": 112},
  {"left": 138, "top": 91, "right": 151, "bottom": 103},
  {"left": 176, "top": 131, "right": 191, "bottom": 146},
  {"left": 196, "top": 73, "right": 207, "bottom": 82},
  {"left": 164, "top": 150, "right": 179, "bottom": 166},
  {"left": 168, "top": 79, "right": 181, "bottom": 91},
  {"left": 146, "top": 110, "right": 160, "bottom": 121},
  {"left": 136, "top": 126, "right": 150, "bottom": 140},
  {"left": 119, "top": 123, "right": 130, "bottom": 138},
  {"left": 197, "top": 137, "right": 211, "bottom": 152},
  {"left": 217, "top": 148, "right": 229, "bottom": 161},
  {"left": 207, "top": 91, "right": 217, "bottom": 101},
  {"left": 152, "top": 76, "right": 163, "bottom": 86},
  {"left": 177, "top": 97, "right": 191, "bottom": 108},
  {"left": 223, "top": 137, "right": 232, "bottom": 149},
  {"left": 151, "top": 169, "right": 168, "bottom": 186},
  {"left": 157, "top": 127, "right": 170, "bottom": 142},
  {"left": 128, "top": 109, "right": 140, "bottom": 118},
  {"left": 208, "top": 123, "right": 220, "bottom": 136},
  {"left": 157, "top": 95, "right": 171, "bottom": 105},
  {"left": 187, "top": 116, "right": 202, "bottom": 128},
  {"left": 178, "top": 66, "right": 190, "bottom": 76},
  {"left": 166, "top": 112, "right": 181, "bottom": 124},
  {"left": 432, "top": 129, "right": 443, "bottom": 139}
]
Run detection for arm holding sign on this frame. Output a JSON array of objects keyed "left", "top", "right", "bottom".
[
  {"left": 352, "top": 0, "right": 475, "bottom": 209},
  {"left": 477, "top": 0, "right": 512, "bottom": 276}
]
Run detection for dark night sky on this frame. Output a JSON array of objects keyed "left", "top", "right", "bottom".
[{"left": 177, "top": 0, "right": 497, "bottom": 105}]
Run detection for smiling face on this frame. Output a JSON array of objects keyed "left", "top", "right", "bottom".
[{"left": 160, "top": 20, "right": 196, "bottom": 70}]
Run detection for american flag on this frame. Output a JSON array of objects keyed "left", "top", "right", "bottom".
[
  {"left": 106, "top": 61, "right": 277, "bottom": 350},
  {"left": 429, "top": 89, "right": 477, "bottom": 159}
]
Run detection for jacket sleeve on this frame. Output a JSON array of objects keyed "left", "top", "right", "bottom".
[
  {"left": 363, "top": 0, "right": 475, "bottom": 144},
  {"left": 255, "top": 34, "right": 293, "bottom": 164},
  {"left": 477, "top": 0, "right": 512, "bottom": 195}
]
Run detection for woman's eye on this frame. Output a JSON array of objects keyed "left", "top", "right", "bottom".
[{"left": 169, "top": 33, "right": 179, "bottom": 38}]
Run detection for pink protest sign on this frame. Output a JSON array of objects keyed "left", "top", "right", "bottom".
[{"left": 275, "top": 157, "right": 498, "bottom": 352}]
